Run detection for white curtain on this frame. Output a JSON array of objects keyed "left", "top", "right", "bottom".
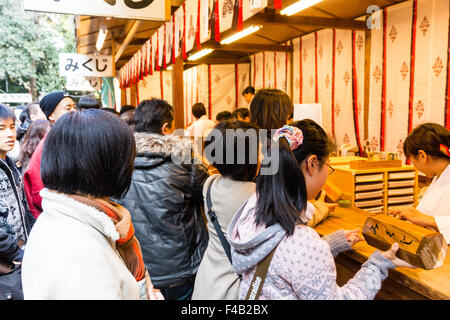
[
  {"left": 412, "top": 0, "right": 449, "bottom": 128},
  {"left": 384, "top": 1, "right": 413, "bottom": 159},
  {"left": 316, "top": 29, "right": 334, "bottom": 137}
]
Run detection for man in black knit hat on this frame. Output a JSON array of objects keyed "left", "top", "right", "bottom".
[
  {"left": 23, "top": 92, "right": 76, "bottom": 219},
  {"left": 39, "top": 92, "right": 76, "bottom": 124}
]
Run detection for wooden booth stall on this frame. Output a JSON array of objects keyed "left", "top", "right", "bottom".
[{"left": 75, "top": 0, "right": 450, "bottom": 300}]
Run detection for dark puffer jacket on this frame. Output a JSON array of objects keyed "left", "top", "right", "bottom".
[
  {"left": 0, "top": 156, "right": 35, "bottom": 300},
  {"left": 118, "top": 132, "right": 209, "bottom": 288}
]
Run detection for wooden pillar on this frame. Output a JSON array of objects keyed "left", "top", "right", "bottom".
[
  {"left": 172, "top": 55, "right": 185, "bottom": 129},
  {"left": 130, "top": 84, "right": 137, "bottom": 107},
  {"left": 364, "top": 29, "right": 372, "bottom": 141},
  {"left": 121, "top": 88, "right": 127, "bottom": 107}
]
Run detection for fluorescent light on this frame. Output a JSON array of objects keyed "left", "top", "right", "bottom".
[
  {"left": 96, "top": 24, "right": 108, "bottom": 52},
  {"left": 280, "top": 0, "right": 323, "bottom": 16},
  {"left": 187, "top": 49, "right": 214, "bottom": 61},
  {"left": 220, "top": 25, "right": 262, "bottom": 45}
]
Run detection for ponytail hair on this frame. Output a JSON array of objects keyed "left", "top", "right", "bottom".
[
  {"left": 404, "top": 123, "right": 450, "bottom": 159},
  {"left": 255, "top": 119, "right": 333, "bottom": 236}
]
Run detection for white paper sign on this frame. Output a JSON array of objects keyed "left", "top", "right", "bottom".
[
  {"left": 293, "top": 103, "right": 323, "bottom": 126},
  {"left": 66, "top": 76, "right": 102, "bottom": 91},
  {"left": 0, "top": 93, "right": 32, "bottom": 104},
  {"left": 250, "top": 0, "right": 262, "bottom": 10},
  {"left": 22, "top": 0, "right": 168, "bottom": 21},
  {"left": 59, "top": 53, "right": 113, "bottom": 77}
]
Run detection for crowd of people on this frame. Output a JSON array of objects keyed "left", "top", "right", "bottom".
[{"left": 0, "top": 85, "right": 448, "bottom": 300}]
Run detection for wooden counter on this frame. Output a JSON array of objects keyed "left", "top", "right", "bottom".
[{"left": 313, "top": 206, "right": 450, "bottom": 300}]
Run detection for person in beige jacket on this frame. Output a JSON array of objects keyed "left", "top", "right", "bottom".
[
  {"left": 192, "top": 120, "right": 258, "bottom": 300},
  {"left": 192, "top": 120, "right": 352, "bottom": 300}
]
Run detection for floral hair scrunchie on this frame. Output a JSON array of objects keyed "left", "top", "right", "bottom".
[{"left": 273, "top": 125, "right": 304, "bottom": 150}]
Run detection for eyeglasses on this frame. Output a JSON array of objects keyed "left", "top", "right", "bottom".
[
  {"left": 311, "top": 159, "right": 335, "bottom": 175},
  {"left": 324, "top": 161, "right": 335, "bottom": 176}
]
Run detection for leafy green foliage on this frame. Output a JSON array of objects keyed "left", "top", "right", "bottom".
[{"left": 0, "top": 0, "right": 75, "bottom": 98}]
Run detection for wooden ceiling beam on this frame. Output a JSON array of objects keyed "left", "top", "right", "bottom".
[
  {"left": 251, "top": 13, "right": 367, "bottom": 30},
  {"left": 78, "top": 37, "right": 147, "bottom": 50},
  {"left": 115, "top": 20, "right": 142, "bottom": 63},
  {"left": 184, "top": 57, "right": 251, "bottom": 65},
  {"left": 311, "top": 7, "right": 342, "bottom": 19},
  {"left": 204, "top": 43, "right": 293, "bottom": 53}
]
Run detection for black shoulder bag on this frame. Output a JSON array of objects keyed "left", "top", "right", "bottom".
[{"left": 205, "top": 181, "right": 233, "bottom": 265}]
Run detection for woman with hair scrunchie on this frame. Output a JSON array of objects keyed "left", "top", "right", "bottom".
[{"left": 227, "top": 120, "right": 415, "bottom": 300}]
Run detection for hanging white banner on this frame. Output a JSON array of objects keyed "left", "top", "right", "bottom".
[
  {"left": 0, "top": 93, "right": 32, "bottom": 104},
  {"left": 412, "top": 0, "right": 449, "bottom": 128},
  {"left": 264, "top": 51, "right": 274, "bottom": 89},
  {"left": 185, "top": 0, "right": 198, "bottom": 53},
  {"left": 334, "top": 29, "right": 357, "bottom": 149},
  {"left": 316, "top": 29, "right": 333, "bottom": 137},
  {"left": 292, "top": 38, "right": 300, "bottom": 104},
  {"left": 368, "top": 9, "right": 384, "bottom": 152},
  {"left": 210, "top": 64, "right": 236, "bottom": 119},
  {"left": 59, "top": 53, "right": 114, "bottom": 77},
  {"left": 66, "top": 76, "right": 102, "bottom": 91},
  {"left": 22, "top": 0, "right": 169, "bottom": 21},
  {"left": 200, "top": 0, "right": 210, "bottom": 43},
  {"left": 237, "top": 63, "right": 250, "bottom": 108},
  {"left": 384, "top": 1, "right": 413, "bottom": 159},
  {"left": 301, "top": 33, "right": 315, "bottom": 104},
  {"left": 219, "top": 0, "right": 234, "bottom": 33}
]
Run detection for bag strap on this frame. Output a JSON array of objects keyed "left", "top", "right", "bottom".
[
  {"left": 205, "top": 180, "right": 233, "bottom": 265},
  {"left": 245, "top": 243, "right": 279, "bottom": 300}
]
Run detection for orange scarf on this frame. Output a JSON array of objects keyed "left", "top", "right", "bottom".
[{"left": 68, "top": 195, "right": 146, "bottom": 282}]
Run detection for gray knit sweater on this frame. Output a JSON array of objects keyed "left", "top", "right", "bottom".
[{"left": 227, "top": 193, "right": 395, "bottom": 300}]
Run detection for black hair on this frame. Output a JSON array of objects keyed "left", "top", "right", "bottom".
[
  {"left": 232, "top": 108, "right": 250, "bottom": 120},
  {"left": 0, "top": 104, "right": 16, "bottom": 121},
  {"left": 250, "top": 89, "right": 294, "bottom": 132},
  {"left": 404, "top": 123, "right": 450, "bottom": 160},
  {"left": 205, "top": 120, "right": 260, "bottom": 182},
  {"left": 78, "top": 96, "right": 100, "bottom": 110},
  {"left": 102, "top": 108, "right": 119, "bottom": 116},
  {"left": 19, "top": 109, "right": 28, "bottom": 124},
  {"left": 254, "top": 119, "right": 333, "bottom": 236},
  {"left": 216, "top": 111, "right": 233, "bottom": 122},
  {"left": 41, "top": 109, "right": 136, "bottom": 199},
  {"left": 135, "top": 99, "right": 174, "bottom": 134},
  {"left": 120, "top": 105, "right": 135, "bottom": 115},
  {"left": 192, "top": 102, "right": 207, "bottom": 119},
  {"left": 242, "top": 86, "right": 256, "bottom": 96},
  {"left": 120, "top": 109, "right": 135, "bottom": 132}
]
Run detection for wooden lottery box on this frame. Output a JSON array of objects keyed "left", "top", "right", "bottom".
[
  {"left": 325, "top": 164, "right": 418, "bottom": 214},
  {"left": 362, "top": 214, "right": 448, "bottom": 270}
]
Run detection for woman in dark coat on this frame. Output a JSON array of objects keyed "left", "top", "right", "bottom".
[{"left": 118, "top": 99, "right": 209, "bottom": 300}]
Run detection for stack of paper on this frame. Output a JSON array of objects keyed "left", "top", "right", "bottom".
[
  {"left": 388, "top": 187, "right": 414, "bottom": 196},
  {"left": 388, "top": 171, "right": 415, "bottom": 179},
  {"left": 362, "top": 206, "right": 384, "bottom": 214},
  {"left": 355, "top": 182, "right": 384, "bottom": 191},
  {"left": 388, "top": 180, "right": 415, "bottom": 188},
  {"left": 355, "top": 198, "right": 384, "bottom": 207},
  {"left": 355, "top": 190, "right": 384, "bottom": 199},
  {"left": 387, "top": 195, "right": 414, "bottom": 204},
  {"left": 355, "top": 173, "right": 384, "bottom": 182}
]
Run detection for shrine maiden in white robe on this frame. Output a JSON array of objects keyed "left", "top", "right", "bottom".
[{"left": 416, "top": 164, "right": 450, "bottom": 243}]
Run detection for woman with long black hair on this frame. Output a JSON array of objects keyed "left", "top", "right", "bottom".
[{"left": 228, "top": 120, "right": 414, "bottom": 300}]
